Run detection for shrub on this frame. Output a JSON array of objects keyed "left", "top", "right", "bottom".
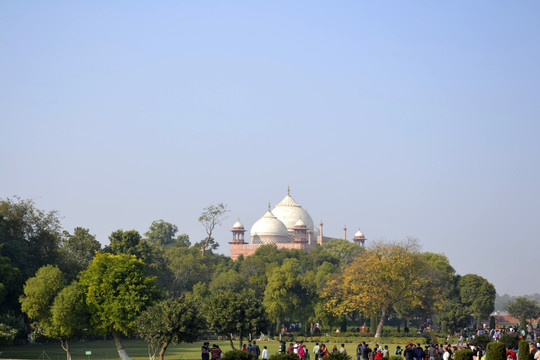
[
  {"left": 518, "top": 340, "right": 529, "bottom": 360},
  {"left": 471, "top": 334, "right": 491, "bottom": 348},
  {"left": 221, "top": 350, "right": 257, "bottom": 360},
  {"left": 454, "top": 349, "right": 474, "bottom": 360},
  {"left": 441, "top": 321, "right": 447, "bottom": 334},
  {"left": 486, "top": 342, "right": 506, "bottom": 360},
  {"left": 500, "top": 333, "right": 520, "bottom": 349},
  {"left": 269, "top": 354, "right": 299, "bottom": 360},
  {"left": 328, "top": 353, "right": 352, "bottom": 360}
]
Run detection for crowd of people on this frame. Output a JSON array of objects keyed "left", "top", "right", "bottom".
[{"left": 201, "top": 324, "right": 540, "bottom": 360}]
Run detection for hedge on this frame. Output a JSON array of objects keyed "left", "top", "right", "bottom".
[
  {"left": 454, "top": 349, "right": 473, "bottom": 360},
  {"left": 517, "top": 340, "right": 529, "bottom": 360},
  {"left": 486, "top": 342, "right": 506, "bottom": 360}
]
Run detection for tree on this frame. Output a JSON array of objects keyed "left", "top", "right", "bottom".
[
  {"left": 79, "top": 253, "right": 161, "bottom": 360},
  {"left": 60, "top": 227, "right": 101, "bottom": 279},
  {"left": 0, "top": 255, "right": 22, "bottom": 314},
  {"left": 198, "top": 203, "right": 228, "bottom": 256},
  {"left": 263, "top": 258, "right": 313, "bottom": 333},
  {"left": 436, "top": 299, "right": 472, "bottom": 333},
  {"left": 321, "top": 238, "right": 362, "bottom": 266},
  {"left": 407, "top": 252, "right": 455, "bottom": 322},
  {"left": 205, "top": 289, "right": 268, "bottom": 350},
  {"left": 19, "top": 265, "right": 65, "bottom": 328},
  {"left": 504, "top": 297, "right": 540, "bottom": 321},
  {"left": 49, "top": 282, "right": 88, "bottom": 360},
  {"left": 323, "top": 240, "right": 431, "bottom": 337},
  {"left": 105, "top": 230, "right": 151, "bottom": 260},
  {"left": 20, "top": 266, "right": 87, "bottom": 360},
  {"left": 458, "top": 274, "right": 496, "bottom": 328},
  {"left": 145, "top": 220, "right": 190, "bottom": 248},
  {"left": 0, "top": 197, "right": 62, "bottom": 279},
  {"left": 137, "top": 297, "right": 205, "bottom": 360}
]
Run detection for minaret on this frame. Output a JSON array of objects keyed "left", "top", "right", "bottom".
[
  {"left": 343, "top": 225, "right": 347, "bottom": 240},
  {"left": 230, "top": 219, "right": 246, "bottom": 244},
  {"left": 319, "top": 220, "right": 324, "bottom": 245},
  {"left": 293, "top": 219, "right": 308, "bottom": 243},
  {"left": 353, "top": 230, "right": 367, "bottom": 247}
]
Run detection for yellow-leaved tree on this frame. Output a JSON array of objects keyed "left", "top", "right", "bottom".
[{"left": 323, "top": 239, "right": 435, "bottom": 337}]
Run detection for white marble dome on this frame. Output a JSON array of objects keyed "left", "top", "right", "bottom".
[
  {"left": 250, "top": 210, "right": 289, "bottom": 243},
  {"left": 294, "top": 219, "right": 306, "bottom": 227},
  {"left": 233, "top": 220, "right": 244, "bottom": 229},
  {"left": 354, "top": 230, "right": 364, "bottom": 237},
  {"left": 271, "top": 194, "right": 315, "bottom": 233}
]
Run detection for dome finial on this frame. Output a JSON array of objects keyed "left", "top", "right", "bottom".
[
  {"left": 287, "top": 185, "right": 290, "bottom": 196},
  {"left": 268, "top": 201, "right": 271, "bottom": 211}
]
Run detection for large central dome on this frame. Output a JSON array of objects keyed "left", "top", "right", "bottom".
[{"left": 271, "top": 193, "right": 315, "bottom": 233}]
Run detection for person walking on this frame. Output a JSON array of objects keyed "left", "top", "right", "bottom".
[
  {"left": 262, "top": 346, "right": 269, "bottom": 360},
  {"left": 201, "top": 342, "right": 210, "bottom": 360}
]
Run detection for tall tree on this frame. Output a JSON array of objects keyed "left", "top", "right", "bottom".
[
  {"left": 198, "top": 203, "right": 228, "bottom": 256},
  {"left": 60, "top": 227, "right": 101, "bottom": 279},
  {"left": 19, "top": 265, "right": 65, "bottom": 328},
  {"left": 79, "top": 253, "right": 161, "bottom": 360},
  {"left": 49, "top": 282, "right": 89, "bottom": 360},
  {"left": 504, "top": 297, "right": 540, "bottom": 320},
  {"left": 321, "top": 239, "right": 362, "bottom": 266},
  {"left": 204, "top": 289, "right": 268, "bottom": 350},
  {"left": 323, "top": 240, "right": 430, "bottom": 337},
  {"left": 137, "top": 297, "right": 205, "bottom": 360},
  {"left": 0, "top": 197, "right": 62, "bottom": 279},
  {"left": 263, "top": 258, "right": 313, "bottom": 333},
  {"left": 0, "top": 255, "right": 23, "bottom": 314},
  {"left": 458, "top": 274, "right": 496, "bottom": 328},
  {"left": 19, "top": 266, "right": 87, "bottom": 360},
  {"left": 145, "top": 220, "right": 190, "bottom": 247}
]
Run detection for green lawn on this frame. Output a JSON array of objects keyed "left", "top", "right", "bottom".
[{"left": 0, "top": 339, "right": 410, "bottom": 360}]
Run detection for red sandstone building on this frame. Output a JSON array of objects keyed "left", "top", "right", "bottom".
[{"left": 229, "top": 189, "right": 366, "bottom": 260}]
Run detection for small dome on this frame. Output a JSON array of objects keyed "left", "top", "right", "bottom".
[
  {"left": 232, "top": 220, "right": 244, "bottom": 229},
  {"left": 354, "top": 230, "right": 364, "bottom": 238},
  {"left": 250, "top": 210, "right": 289, "bottom": 238},
  {"left": 294, "top": 219, "right": 306, "bottom": 227}
]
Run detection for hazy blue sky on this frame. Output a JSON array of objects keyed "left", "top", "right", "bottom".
[{"left": 1, "top": 1, "right": 539, "bottom": 295}]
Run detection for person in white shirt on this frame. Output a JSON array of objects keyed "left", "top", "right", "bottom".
[{"left": 262, "top": 346, "right": 268, "bottom": 360}]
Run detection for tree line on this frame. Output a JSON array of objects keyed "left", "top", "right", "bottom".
[{"left": 1, "top": 197, "right": 536, "bottom": 360}]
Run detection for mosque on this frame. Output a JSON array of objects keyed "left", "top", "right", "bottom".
[{"left": 229, "top": 188, "right": 367, "bottom": 260}]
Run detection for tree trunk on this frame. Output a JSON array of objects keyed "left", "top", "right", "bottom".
[
  {"left": 375, "top": 309, "right": 386, "bottom": 337},
  {"left": 201, "top": 235, "right": 212, "bottom": 256},
  {"left": 112, "top": 331, "right": 131, "bottom": 360},
  {"left": 60, "top": 339, "right": 72, "bottom": 360},
  {"left": 227, "top": 333, "right": 236, "bottom": 350},
  {"left": 159, "top": 342, "right": 169, "bottom": 360}
]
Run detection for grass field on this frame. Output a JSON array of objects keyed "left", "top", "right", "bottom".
[{"left": 0, "top": 339, "right": 410, "bottom": 360}]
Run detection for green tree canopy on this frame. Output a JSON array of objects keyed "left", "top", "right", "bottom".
[
  {"left": 263, "top": 258, "right": 314, "bottom": 333},
  {"left": 60, "top": 227, "right": 101, "bottom": 279},
  {"left": 204, "top": 289, "right": 268, "bottom": 350},
  {"left": 504, "top": 297, "right": 540, "bottom": 320},
  {"left": 0, "top": 197, "right": 62, "bottom": 279},
  {"left": 322, "top": 238, "right": 362, "bottom": 266},
  {"left": 19, "top": 265, "right": 65, "bottom": 328},
  {"left": 458, "top": 274, "right": 496, "bottom": 327},
  {"left": 19, "top": 266, "right": 86, "bottom": 360},
  {"left": 79, "top": 253, "right": 161, "bottom": 360},
  {"left": 137, "top": 297, "right": 205, "bottom": 360},
  {"left": 145, "top": 220, "right": 190, "bottom": 248}
]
